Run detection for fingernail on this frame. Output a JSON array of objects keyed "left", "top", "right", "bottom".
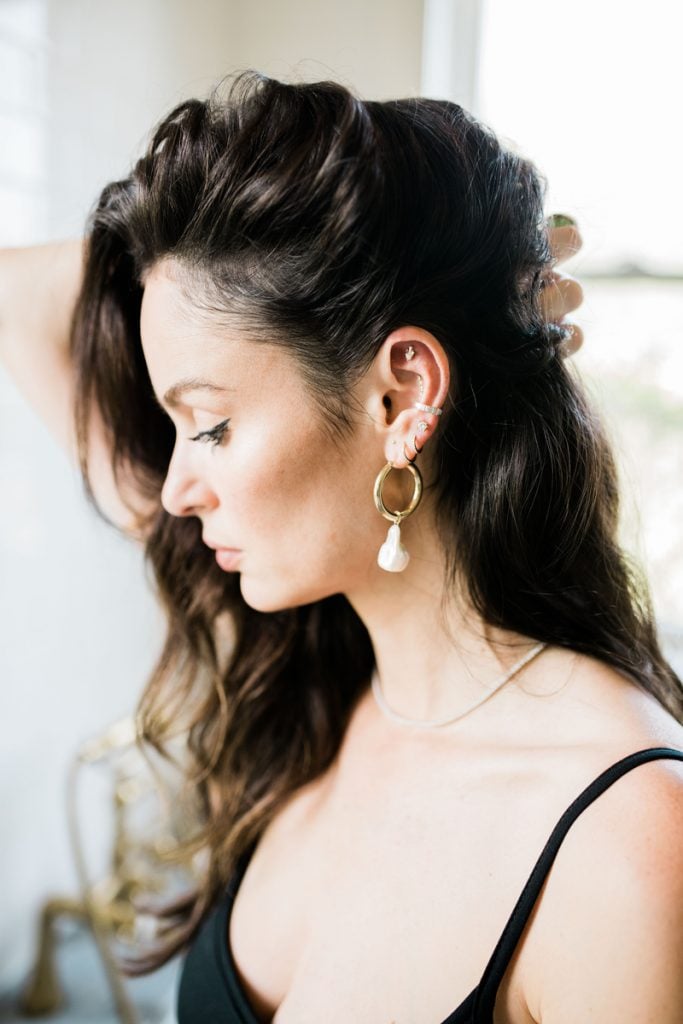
[{"left": 546, "top": 213, "right": 577, "bottom": 229}]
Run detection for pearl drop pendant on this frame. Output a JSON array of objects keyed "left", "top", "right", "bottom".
[{"left": 377, "top": 522, "right": 410, "bottom": 572}]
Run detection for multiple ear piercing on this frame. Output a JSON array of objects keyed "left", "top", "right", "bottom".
[
  {"left": 370, "top": 219, "right": 579, "bottom": 719},
  {"left": 373, "top": 344, "right": 443, "bottom": 572}
]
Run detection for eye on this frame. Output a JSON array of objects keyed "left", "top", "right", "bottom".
[{"left": 188, "top": 418, "right": 231, "bottom": 448}]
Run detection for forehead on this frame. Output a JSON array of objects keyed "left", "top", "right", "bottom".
[
  {"left": 140, "top": 261, "right": 222, "bottom": 356},
  {"left": 139, "top": 260, "right": 281, "bottom": 391},
  {"left": 141, "top": 262, "right": 250, "bottom": 370}
]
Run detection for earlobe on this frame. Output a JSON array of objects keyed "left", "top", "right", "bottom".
[{"left": 373, "top": 339, "right": 445, "bottom": 572}]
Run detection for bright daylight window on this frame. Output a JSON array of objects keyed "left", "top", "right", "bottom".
[
  {"left": 474, "top": 0, "right": 683, "bottom": 662},
  {"left": 0, "top": 0, "right": 48, "bottom": 244}
]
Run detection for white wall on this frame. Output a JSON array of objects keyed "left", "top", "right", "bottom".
[
  {"left": 0, "top": 0, "right": 425, "bottom": 998},
  {"left": 45, "top": 0, "right": 424, "bottom": 241}
]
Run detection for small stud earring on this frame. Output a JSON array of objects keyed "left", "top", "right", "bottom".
[{"left": 405, "top": 345, "right": 415, "bottom": 360}]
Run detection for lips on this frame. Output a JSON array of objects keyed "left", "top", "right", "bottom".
[
  {"left": 203, "top": 537, "right": 240, "bottom": 552},
  {"left": 214, "top": 549, "right": 241, "bottom": 571}
]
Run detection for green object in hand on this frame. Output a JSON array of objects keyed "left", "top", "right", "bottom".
[{"left": 546, "top": 213, "right": 577, "bottom": 229}]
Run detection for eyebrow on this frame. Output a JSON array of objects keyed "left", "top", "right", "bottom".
[{"left": 154, "top": 377, "right": 235, "bottom": 411}]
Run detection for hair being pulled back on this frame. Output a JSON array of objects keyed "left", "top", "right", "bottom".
[{"left": 69, "top": 68, "right": 683, "bottom": 974}]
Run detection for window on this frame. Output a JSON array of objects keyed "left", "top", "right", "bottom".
[
  {"left": 423, "top": 0, "right": 683, "bottom": 658},
  {"left": 0, "top": 0, "right": 49, "bottom": 243}
]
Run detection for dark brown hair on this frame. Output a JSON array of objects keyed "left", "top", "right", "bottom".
[{"left": 69, "top": 68, "right": 682, "bottom": 973}]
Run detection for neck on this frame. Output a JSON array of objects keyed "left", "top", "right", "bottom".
[{"left": 344, "top": 515, "right": 547, "bottom": 733}]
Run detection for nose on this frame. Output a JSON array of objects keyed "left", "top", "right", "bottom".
[{"left": 160, "top": 445, "right": 218, "bottom": 518}]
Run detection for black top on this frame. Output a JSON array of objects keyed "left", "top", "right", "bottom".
[{"left": 177, "top": 746, "right": 683, "bottom": 1023}]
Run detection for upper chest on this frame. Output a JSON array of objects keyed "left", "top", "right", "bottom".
[
  {"left": 227, "top": 675, "right": 683, "bottom": 1024},
  {"left": 229, "top": 753, "right": 544, "bottom": 1024}
]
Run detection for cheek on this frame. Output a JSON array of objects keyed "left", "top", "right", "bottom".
[
  {"left": 215, "top": 412, "right": 381, "bottom": 575},
  {"left": 217, "top": 461, "right": 277, "bottom": 530},
  {"left": 212, "top": 427, "right": 296, "bottom": 527},
  {"left": 274, "top": 456, "right": 377, "bottom": 570}
]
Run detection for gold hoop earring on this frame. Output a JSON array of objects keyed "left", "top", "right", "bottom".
[{"left": 373, "top": 461, "right": 423, "bottom": 572}]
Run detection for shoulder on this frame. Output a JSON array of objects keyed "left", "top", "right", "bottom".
[{"left": 525, "top": 742, "right": 683, "bottom": 1023}]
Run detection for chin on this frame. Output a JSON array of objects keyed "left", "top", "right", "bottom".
[{"left": 239, "top": 574, "right": 335, "bottom": 613}]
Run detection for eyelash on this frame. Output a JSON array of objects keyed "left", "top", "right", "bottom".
[{"left": 188, "top": 418, "right": 231, "bottom": 448}]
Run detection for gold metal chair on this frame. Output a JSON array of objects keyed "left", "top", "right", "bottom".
[{"left": 18, "top": 717, "right": 202, "bottom": 1022}]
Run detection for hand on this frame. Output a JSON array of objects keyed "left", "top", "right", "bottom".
[{"left": 541, "top": 214, "right": 584, "bottom": 357}]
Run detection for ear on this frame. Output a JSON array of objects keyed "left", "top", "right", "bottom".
[{"left": 370, "top": 326, "right": 451, "bottom": 467}]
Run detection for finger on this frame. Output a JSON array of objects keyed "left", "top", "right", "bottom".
[
  {"left": 557, "top": 320, "right": 584, "bottom": 358},
  {"left": 547, "top": 222, "right": 583, "bottom": 265},
  {"left": 539, "top": 271, "right": 584, "bottom": 321}
]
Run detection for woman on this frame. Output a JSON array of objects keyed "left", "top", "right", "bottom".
[{"left": 2, "top": 69, "right": 682, "bottom": 1024}]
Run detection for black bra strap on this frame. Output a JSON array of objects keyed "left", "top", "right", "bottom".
[{"left": 473, "top": 746, "right": 683, "bottom": 1018}]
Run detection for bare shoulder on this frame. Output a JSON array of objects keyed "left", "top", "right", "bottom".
[
  {"left": 519, "top": 651, "right": 683, "bottom": 1022},
  {"left": 515, "top": 644, "right": 683, "bottom": 743},
  {"left": 529, "top": 756, "right": 683, "bottom": 1022}
]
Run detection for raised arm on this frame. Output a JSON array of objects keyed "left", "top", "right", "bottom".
[{"left": 0, "top": 238, "right": 157, "bottom": 540}]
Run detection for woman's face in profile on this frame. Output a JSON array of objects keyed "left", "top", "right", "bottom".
[{"left": 140, "top": 259, "right": 391, "bottom": 611}]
